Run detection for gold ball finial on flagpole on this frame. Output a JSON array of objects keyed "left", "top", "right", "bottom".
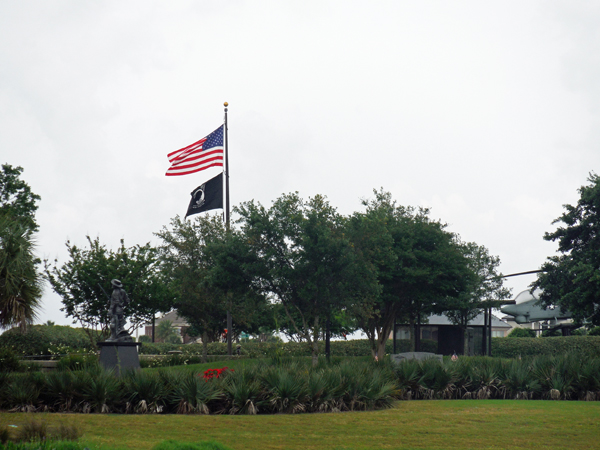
[{"left": 224, "top": 102, "right": 228, "bottom": 107}]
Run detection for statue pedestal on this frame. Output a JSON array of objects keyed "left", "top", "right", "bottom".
[{"left": 98, "top": 342, "right": 142, "bottom": 375}]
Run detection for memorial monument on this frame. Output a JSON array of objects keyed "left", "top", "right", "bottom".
[{"left": 98, "top": 279, "right": 141, "bottom": 375}]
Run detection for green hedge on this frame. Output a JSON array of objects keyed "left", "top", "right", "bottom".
[
  {"left": 0, "top": 347, "right": 21, "bottom": 372},
  {"left": 138, "top": 338, "right": 438, "bottom": 358},
  {"left": 139, "top": 337, "right": 600, "bottom": 359},
  {"left": 0, "top": 325, "right": 96, "bottom": 357},
  {"left": 492, "top": 335, "right": 600, "bottom": 358}
]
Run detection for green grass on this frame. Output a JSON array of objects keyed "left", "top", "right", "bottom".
[{"left": 1, "top": 400, "right": 599, "bottom": 450}]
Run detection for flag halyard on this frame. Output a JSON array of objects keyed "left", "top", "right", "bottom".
[{"left": 166, "top": 125, "right": 224, "bottom": 176}]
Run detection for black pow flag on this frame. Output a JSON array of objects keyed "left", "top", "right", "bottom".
[{"left": 185, "top": 173, "right": 223, "bottom": 218}]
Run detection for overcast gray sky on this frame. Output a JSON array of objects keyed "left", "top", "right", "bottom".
[{"left": 2, "top": 1, "right": 599, "bottom": 327}]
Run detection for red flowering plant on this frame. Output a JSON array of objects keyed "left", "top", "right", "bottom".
[{"left": 201, "top": 366, "right": 234, "bottom": 382}]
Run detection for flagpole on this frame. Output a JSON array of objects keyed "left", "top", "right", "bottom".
[
  {"left": 224, "top": 102, "right": 232, "bottom": 357},
  {"left": 224, "top": 102, "right": 230, "bottom": 228}
]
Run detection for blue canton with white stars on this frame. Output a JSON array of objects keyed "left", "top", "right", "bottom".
[{"left": 204, "top": 125, "right": 224, "bottom": 150}]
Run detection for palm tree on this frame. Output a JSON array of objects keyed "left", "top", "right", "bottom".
[
  {"left": 0, "top": 216, "right": 42, "bottom": 329},
  {"left": 156, "top": 319, "right": 181, "bottom": 343}
]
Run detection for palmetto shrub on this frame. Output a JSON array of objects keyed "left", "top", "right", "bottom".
[
  {"left": 467, "top": 357, "right": 502, "bottom": 399},
  {"left": 5, "top": 372, "right": 43, "bottom": 412},
  {"left": 222, "top": 366, "right": 264, "bottom": 415},
  {"left": 169, "top": 371, "right": 221, "bottom": 414},
  {"left": 448, "top": 358, "right": 474, "bottom": 399},
  {"left": 81, "top": 368, "right": 124, "bottom": 413},
  {"left": 417, "top": 359, "right": 453, "bottom": 399},
  {"left": 574, "top": 358, "right": 600, "bottom": 401},
  {"left": 124, "top": 370, "right": 167, "bottom": 413},
  {"left": 43, "top": 371, "right": 82, "bottom": 412},
  {"left": 392, "top": 359, "right": 421, "bottom": 400},
  {"left": 501, "top": 359, "right": 541, "bottom": 399},
  {"left": 261, "top": 366, "right": 307, "bottom": 414}
]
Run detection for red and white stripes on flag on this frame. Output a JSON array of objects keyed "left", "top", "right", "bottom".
[{"left": 165, "top": 125, "right": 224, "bottom": 176}]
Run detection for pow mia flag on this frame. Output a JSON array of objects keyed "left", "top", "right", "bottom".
[{"left": 185, "top": 173, "right": 223, "bottom": 218}]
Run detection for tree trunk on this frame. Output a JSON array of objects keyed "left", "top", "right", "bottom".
[
  {"left": 373, "top": 310, "right": 396, "bottom": 360},
  {"left": 377, "top": 338, "right": 386, "bottom": 360},
  {"left": 309, "top": 315, "right": 320, "bottom": 367},
  {"left": 463, "top": 325, "right": 469, "bottom": 356},
  {"left": 151, "top": 316, "right": 156, "bottom": 343},
  {"left": 311, "top": 339, "right": 319, "bottom": 367}
]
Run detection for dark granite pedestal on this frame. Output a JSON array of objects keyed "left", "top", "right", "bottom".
[{"left": 98, "top": 342, "right": 142, "bottom": 375}]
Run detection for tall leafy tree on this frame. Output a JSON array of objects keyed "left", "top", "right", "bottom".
[
  {"left": 444, "top": 241, "right": 511, "bottom": 354},
  {"left": 44, "top": 236, "right": 173, "bottom": 343},
  {"left": 0, "top": 164, "right": 42, "bottom": 329},
  {"left": 237, "top": 193, "right": 378, "bottom": 366},
  {"left": 0, "top": 164, "right": 41, "bottom": 231},
  {"left": 348, "top": 190, "right": 472, "bottom": 358},
  {"left": 155, "top": 214, "right": 269, "bottom": 361},
  {"left": 533, "top": 173, "right": 600, "bottom": 325}
]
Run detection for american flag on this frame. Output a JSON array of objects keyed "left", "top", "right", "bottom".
[{"left": 165, "top": 125, "right": 224, "bottom": 176}]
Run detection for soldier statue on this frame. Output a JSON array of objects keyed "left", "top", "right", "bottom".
[{"left": 106, "top": 279, "right": 133, "bottom": 342}]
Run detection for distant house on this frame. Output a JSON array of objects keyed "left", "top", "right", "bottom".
[
  {"left": 393, "top": 313, "right": 512, "bottom": 356},
  {"left": 144, "top": 311, "right": 195, "bottom": 344}
]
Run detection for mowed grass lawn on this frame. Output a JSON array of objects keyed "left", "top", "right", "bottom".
[{"left": 2, "top": 400, "right": 599, "bottom": 450}]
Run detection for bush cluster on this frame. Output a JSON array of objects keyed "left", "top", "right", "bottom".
[
  {"left": 0, "top": 359, "right": 399, "bottom": 414},
  {"left": 492, "top": 336, "right": 600, "bottom": 358},
  {"left": 395, "top": 353, "right": 600, "bottom": 401},
  {"left": 2, "top": 354, "right": 599, "bottom": 416},
  {"left": 0, "top": 326, "right": 96, "bottom": 357},
  {"left": 0, "top": 348, "right": 21, "bottom": 372}
]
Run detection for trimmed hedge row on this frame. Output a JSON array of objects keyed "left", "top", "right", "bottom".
[
  {"left": 0, "top": 326, "right": 95, "bottom": 357},
  {"left": 5, "top": 325, "right": 598, "bottom": 360},
  {"left": 492, "top": 336, "right": 600, "bottom": 358},
  {"left": 137, "top": 339, "right": 438, "bottom": 358}
]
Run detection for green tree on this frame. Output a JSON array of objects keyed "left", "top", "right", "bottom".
[
  {"left": 237, "top": 193, "right": 378, "bottom": 366},
  {"left": 155, "top": 319, "right": 182, "bottom": 343},
  {"left": 348, "top": 190, "right": 472, "bottom": 359},
  {"left": 0, "top": 164, "right": 42, "bottom": 329},
  {"left": 0, "top": 164, "right": 41, "bottom": 231},
  {"left": 444, "top": 241, "right": 511, "bottom": 355},
  {"left": 44, "top": 236, "right": 173, "bottom": 343},
  {"left": 532, "top": 173, "right": 600, "bottom": 325},
  {"left": 156, "top": 214, "right": 269, "bottom": 361}
]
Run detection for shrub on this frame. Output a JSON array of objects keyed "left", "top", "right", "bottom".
[
  {"left": 137, "top": 338, "right": 437, "bottom": 359},
  {"left": 5, "top": 372, "right": 43, "bottom": 412},
  {"left": 82, "top": 369, "right": 124, "bottom": 413},
  {"left": 0, "top": 347, "right": 21, "bottom": 372},
  {"left": 55, "top": 353, "right": 98, "bottom": 371},
  {"left": 0, "top": 325, "right": 95, "bottom": 357},
  {"left": 588, "top": 326, "right": 600, "bottom": 336},
  {"left": 17, "top": 419, "right": 47, "bottom": 443},
  {"left": 492, "top": 336, "right": 600, "bottom": 358},
  {"left": 169, "top": 371, "right": 221, "bottom": 414},
  {"left": 124, "top": 370, "right": 167, "bottom": 413},
  {"left": 52, "top": 423, "right": 82, "bottom": 442},
  {"left": 541, "top": 329, "right": 561, "bottom": 337},
  {"left": 507, "top": 327, "right": 536, "bottom": 338}
]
